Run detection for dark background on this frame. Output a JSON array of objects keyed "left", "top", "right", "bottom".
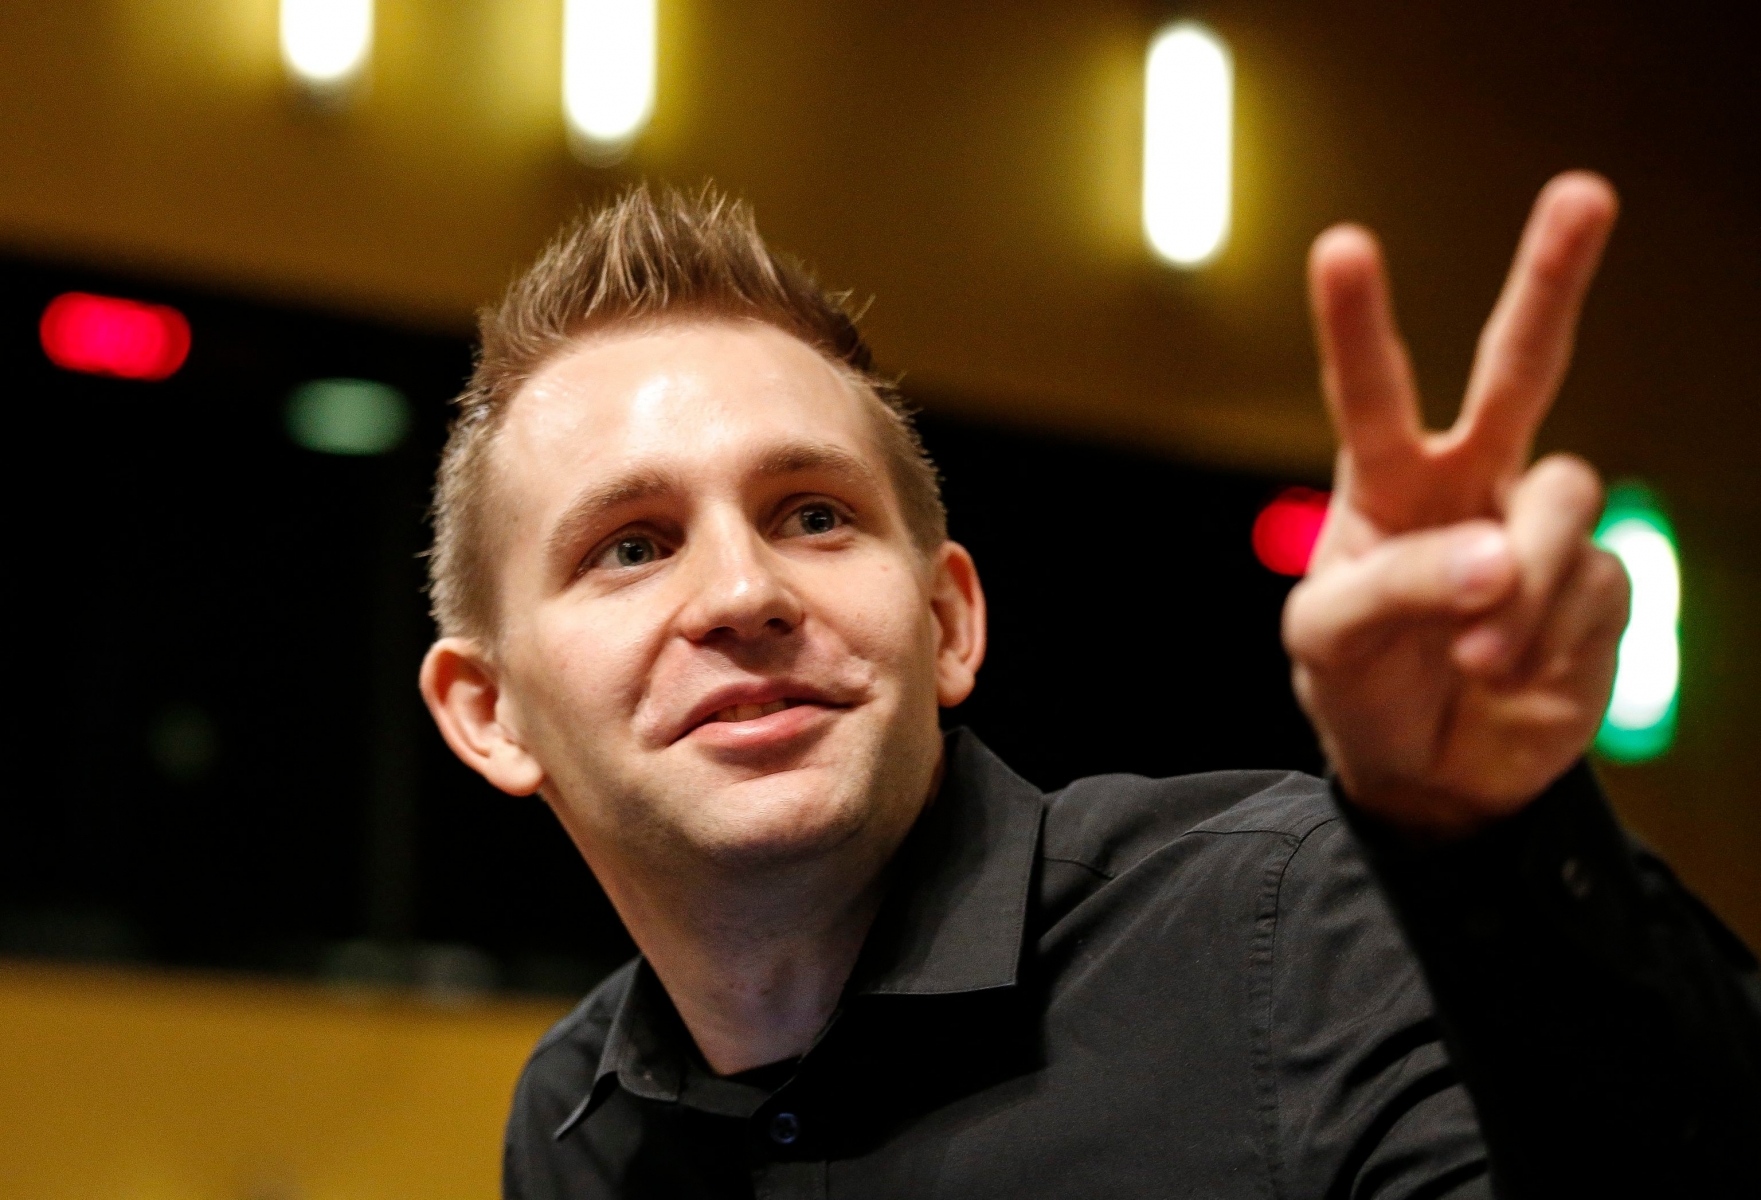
[
  {"left": 3, "top": 0, "right": 1758, "bottom": 957},
  {"left": 2, "top": 258, "right": 1320, "bottom": 995}
]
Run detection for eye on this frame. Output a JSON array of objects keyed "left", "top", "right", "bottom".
[
  {"left": 593, "top": 533, "right": 669, "bottom": 571},
  {"left": 784, "top": 502, "right": 845, "bottom": 538}
]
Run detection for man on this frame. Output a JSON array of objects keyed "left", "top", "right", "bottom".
[{"left": 419, "top": 178, "right": 1760, "bottom": 1197}]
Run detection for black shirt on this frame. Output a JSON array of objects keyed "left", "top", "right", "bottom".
[{"left": 504, "top": 730, "right": 1761, "bottom": 1198}]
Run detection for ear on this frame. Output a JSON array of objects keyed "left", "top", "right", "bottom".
[
  {"left": 929, "top": 541, "right": 987, "bottom": 708},
  {"left": 419, "top": 637, "right": 546, "bottom": 797}
]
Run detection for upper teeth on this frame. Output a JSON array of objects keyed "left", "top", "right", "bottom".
[{"left": 715, "top": 699, "right": 794, "bottom": 723}]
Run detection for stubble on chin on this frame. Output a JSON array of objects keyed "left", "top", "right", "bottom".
[{"left": 654, "top": 731, "right": 897, "bottom": 871}]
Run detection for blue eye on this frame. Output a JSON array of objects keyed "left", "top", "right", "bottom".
[{"left": 608, "top": 536, "right": 660, "bottom": 567}]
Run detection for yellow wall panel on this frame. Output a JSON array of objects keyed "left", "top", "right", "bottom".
[{"left": 0, "top": 963, "right": 569, "bottom": 1200}]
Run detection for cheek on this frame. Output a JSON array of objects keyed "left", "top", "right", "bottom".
[
  {"left": 806, "top": 555, "right": 938, "bottom": 680},
  {"left": 517, "top": 600, "right": 665, "bottom": 744}
]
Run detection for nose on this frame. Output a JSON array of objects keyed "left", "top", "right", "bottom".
[{"left": 677, "top": 512, "right": 805, "bottom": 646}]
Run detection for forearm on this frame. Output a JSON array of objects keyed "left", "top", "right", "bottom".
[{"left": 1340, "top": 763, "right": 1761, "bottom": 1197}]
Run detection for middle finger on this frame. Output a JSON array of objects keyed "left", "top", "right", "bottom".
[{"left": 1456, "top": 172, "right": 1618, "bottom": 477}]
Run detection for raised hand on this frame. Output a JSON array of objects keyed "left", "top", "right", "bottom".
[{"left": 1285, "top": 173, "right": 1631, "bottom": 839}]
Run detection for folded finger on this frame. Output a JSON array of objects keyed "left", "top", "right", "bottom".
[
  {"left": 1285, "top": 520, "right": 1517, "bottom": 670},
  {"left": 1452, "top": 454, "right": 1603, "bottom": 675},
  {"left": 1520, "top": 544, "right": 1629, "bottom": 694}
]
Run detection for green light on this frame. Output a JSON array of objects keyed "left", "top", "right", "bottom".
[
  {"left": 286, "top": 378, "right": 410, "bottom": 456},
  {"left": 1593, "top": 482, "right": 1679, "bottom": 763}
]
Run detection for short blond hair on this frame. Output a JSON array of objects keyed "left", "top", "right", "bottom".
[{"left": 427, "top": 184, "right": 945, "bottom": 639}]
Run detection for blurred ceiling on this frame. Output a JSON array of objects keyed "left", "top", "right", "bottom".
[{"left": 1, "top": 1, "right": 1753, "bottom": 484}]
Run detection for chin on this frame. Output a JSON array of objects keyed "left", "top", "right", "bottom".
[{"left": 679, "top": 764, "right": 879, "bottom": 869}]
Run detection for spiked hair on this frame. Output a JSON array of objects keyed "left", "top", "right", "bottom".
[{"left": 426, "top": 184, "right": 945, "bottom": 639}]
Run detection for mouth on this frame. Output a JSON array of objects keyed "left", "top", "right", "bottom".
[
  {"left": 673, "top": 684, "right": 850, "bottom": 747},
  {"left": 706, "top": 698, "right": 806, "bottom": 724}
]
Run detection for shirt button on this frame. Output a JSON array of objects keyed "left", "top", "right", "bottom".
[{"left": 768, "top": 1111, "right": 801, "bottom": 1146}]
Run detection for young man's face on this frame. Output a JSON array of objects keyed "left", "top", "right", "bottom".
[{"left": 426, "top": 320, "right": 984, "bottom": 884}]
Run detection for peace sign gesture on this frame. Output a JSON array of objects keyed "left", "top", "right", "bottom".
[{"left": 1285, "top": 172, "right": 1631, "bottom": 839}]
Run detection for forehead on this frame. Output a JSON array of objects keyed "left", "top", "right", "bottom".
[{"left": 496, "top": 319, "right": 883, "bottom": 512}]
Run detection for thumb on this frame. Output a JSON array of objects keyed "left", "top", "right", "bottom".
[{"left": 1284, "top": 521, "right": 1518, "bottom": 669}]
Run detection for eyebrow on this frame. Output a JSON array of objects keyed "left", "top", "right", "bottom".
[
  {"left": 544, "top": 468, "right": 678, "bottom": 570},
  {"left": 752, "top": 441, "right": 883, "bottom": 490},
  {"left": 542, "top": 440, "right": 885, "bottom": 570}
]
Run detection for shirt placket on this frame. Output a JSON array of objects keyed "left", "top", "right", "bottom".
[
  {"left": 750, "top": 1158, "right": 828, "bottom": 1200},
  {"left": 747, "top": 1080, "right": 829, "bottom": 1200}
]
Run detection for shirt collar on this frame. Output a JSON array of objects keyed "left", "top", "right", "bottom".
[
  {"left": 557, "top": 726, "right": 1044, "bottom": 1137},
  {"left": 846, "top": 726, "right": 1045, "bottom": 997}
]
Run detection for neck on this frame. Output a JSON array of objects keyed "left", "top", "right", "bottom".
[
  {"left": 619, "top": 850, "right": 893, "bottom": 1074},
  {"left": 568, "top": 749, "right": 947, "bottom": 1075},
  {"left": 584, "top": 757, "right": 944, "bottom": 1075}
]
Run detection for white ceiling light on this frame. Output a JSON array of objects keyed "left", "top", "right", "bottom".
[
  {"left": 563, "top": 0, "right": 657, "bottom": 161},
  {"left": 281, "top": 0, "right": 374, "bottom": 93},
  {"left": 1143, "top": 22, "right": 1233, "bottom": 267}
]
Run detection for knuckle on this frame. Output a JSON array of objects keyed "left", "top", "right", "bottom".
[
  {"left": 1534, "top": 453, "right": 1602, "bottom": 511},
  {"left": 1565, "top": 549, "right": 1632, "bottom": 641},
  {"left": 1281, "top": 584, "right": 1327, "bottom": 658},
  {"left": 1283, "top": 580, "right": 1354, "bottom": 669},
  {"left": 1589, "top": 546, "right": 1631, "bottom": 604},
  {"left": 1525, "top": 240, "right": 1579, "bottom": 291}
]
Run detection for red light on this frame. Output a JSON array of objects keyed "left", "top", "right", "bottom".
[
  {"left": 39, "top": 292, "right": 191, "bottom": 381},
  {"left": 1253, "top": 486, "right": 1330, "bottom": 576}
]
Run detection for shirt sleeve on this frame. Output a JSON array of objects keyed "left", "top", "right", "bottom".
[
  {"left": 1266, "top": 812, "right": 1493, "bottom": 1199},
  {"left": 1337, "top": 762, "right": 1761, "bottom": 1198}
]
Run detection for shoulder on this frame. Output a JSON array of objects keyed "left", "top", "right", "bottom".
[
  {"left": 1040, "top": 766, "right": 1338, "bottom": 881},
  {"left": 507, "top": 957, "right": 638, "bottom": 1141},
  {"left": 1036, "top": 769, "right": 1478, "bottom": 1191},
  {"left": 1037, "top": 766, "right": 1411, "bottom": 962}
]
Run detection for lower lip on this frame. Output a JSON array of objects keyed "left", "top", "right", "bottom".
[{"left": 684, "top": 702, "right": 839, "bottom": 753}]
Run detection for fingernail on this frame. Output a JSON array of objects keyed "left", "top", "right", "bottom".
[{"left": 1450, "top": 530, "right": 1511, "bottom": 595}]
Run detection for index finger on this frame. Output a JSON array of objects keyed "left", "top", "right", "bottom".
[
  {"left": 1458, "top": 172, "right": 1618, "bottom": 475},
  {"left": 1308, "top": 225, "right": 1425, "bottom": 485}
]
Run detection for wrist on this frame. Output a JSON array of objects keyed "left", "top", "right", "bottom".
[{"left": 1328, "top": 768, "right": 1529, "bottom": 846}]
